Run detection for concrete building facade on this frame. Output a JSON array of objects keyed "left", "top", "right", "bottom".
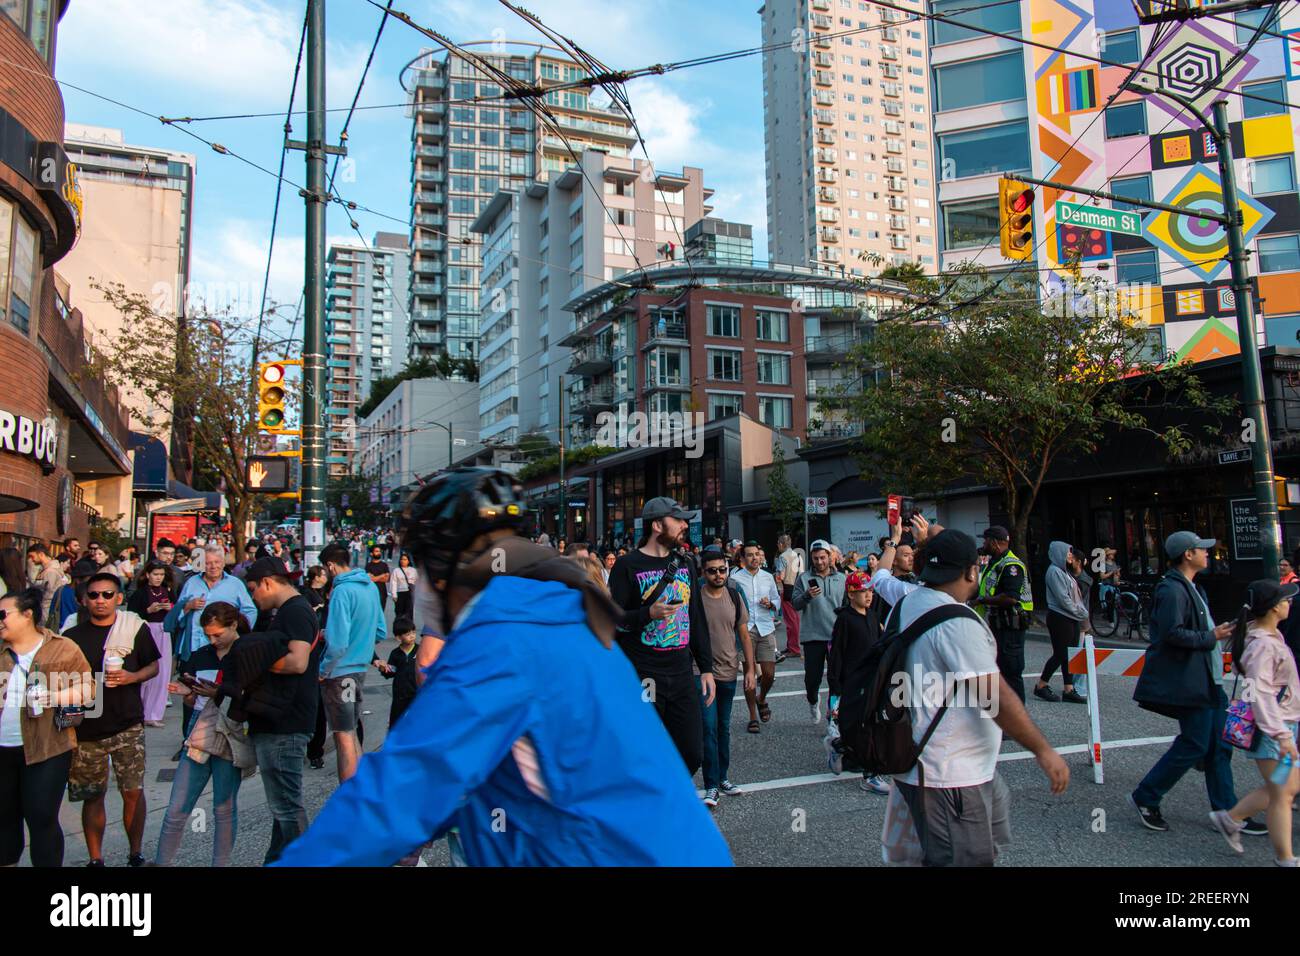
[{"left": 760, "top": 0, "right": 937, "bottom": 273}]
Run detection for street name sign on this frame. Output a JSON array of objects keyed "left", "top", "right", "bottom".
[{"left": 1055, "top": 199, "right": 1142, "bottom": 237}]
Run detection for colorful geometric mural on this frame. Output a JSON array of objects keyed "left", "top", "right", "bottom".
[
  {"left": 1169, "top": 317, "right": 1239, "bottom": 364},
  {"left": 1140, "top": 21, "right": 1260, "bottom": 126},
  {"left": 1142, "top": 165, "right": 1274, "bottom": 282},
  {"left": 1037, "top": 65, "right": 1101, "bottom": 132}
]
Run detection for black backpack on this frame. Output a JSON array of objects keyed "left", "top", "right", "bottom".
[{"left": 835, "top": 593, "right": 984, "bottom": 779}]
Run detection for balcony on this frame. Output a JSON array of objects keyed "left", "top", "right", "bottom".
[
  {"left": 817, "top": 129, "right": 836, "bottom": 144},
  {"left": 413, "top": 189, "right": 445, "bottom": 205},
  {"left": 818, "top": 207, "right": 840, "bottom": 222},
  {"left": 818, "top": 186, "right": 839, "bottom": 202},
  {"left": 811, "top": 0, "right": 829, "bottom": 9},
  {"left": 888, "top": 215, "right": 907, "bottom": 230},
  {"left": 808, "top": 421, "right": 865, "bottom": 441},
  {"left": 816, "top": 147, "right": 837, "bottom": 163},
  {"left": 807, "top": 377, "right": 857, "bottom": 397},
  {"left": 415, "top": 212, "right": 445, "bottom": 228},
  {"left": 888, "top": 196, "right": 907, "bottom": 211},
  {"left": 411, "top": 310, "right": 440, "bottom": 327},
  {"left": 819, "top": 227, "right": 841, "bottom": 243},
  {"left": 415, "top": 238, "right": 445, "bottom": 253},
  {"left": 413, "top": 256, "right": 441, "bottom": 276},
  {"left": 410, "top": 328, "right": 445, "bottom": 348},
  {"left": 814, "top": 70, "right": 833, "bottom": 86},
  {"left": 814, "top": 36, "right": 831, "bottom": 49},
  {"left": 805, "top": 332, "right": 863, "bottom": 360},
  {"left": 814, "top": 109, "right": 836, "bottom": 125},
  {"left": 814, "top": 52, "right": 833, "bottom": 68},
  {"left": 568, "top": 341, "right": 613, "bottom": 375},
  {"left": 811, "top": 13, "right": 832, "bottom": 28},
  {"left": 413, "top": 280, "right": 443, "bottom": 296},
  {"left": 571, "top": 381, "right": 615, "bottom": 418},
  {"left": 643, "top": 319, "right": 688, "bottom": 347},
  {"left": 817, "top": 168, "right": 838, "bottom": 183},
  {"left": 416, "top": 99, "right": 446, "bottom": 117},
  {"left": 414, "top": 137, "right": 444, "bottom": 154}
]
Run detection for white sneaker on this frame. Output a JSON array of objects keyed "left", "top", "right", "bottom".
[
  {"left": 1276, "top": 857, "right": 1299, "bottom": 867},
  {"left": 702, "top": 788, "right": 719, "bottom": 808},
  {"left": 810, "top": 702, "right": 821, "bottom": 724},
  {"left": 719, "top": 780, "right": 743, "bottom": 797},
  {"left": 860, "top": 775, "right": 891, "bottom": 795},
  {"left": 1208, "top": 810, "right": 1244, "bottom": 854}
]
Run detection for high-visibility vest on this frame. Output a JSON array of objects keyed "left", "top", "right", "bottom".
[{"left": 978, "top": 550, "right": 1033, "bottom": 620}]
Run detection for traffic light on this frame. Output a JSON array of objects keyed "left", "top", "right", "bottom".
[
  {"left": 258, "top": 362, "right": 289, "bottom": 433},
  {"left": 999, "top": 178, "right": 1035, "bottom": 261}
]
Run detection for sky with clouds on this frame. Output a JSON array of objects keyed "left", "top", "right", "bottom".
[{"left": 54, "top": 0, "right": 768, "bottom": 342}]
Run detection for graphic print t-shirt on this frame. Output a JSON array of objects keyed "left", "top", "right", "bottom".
[{"left": 609, "top": 550, "right": 699, "bottom": 676}]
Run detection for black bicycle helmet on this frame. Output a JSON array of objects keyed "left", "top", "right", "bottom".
[{"left": 398, "top": 467, "right": 526, "bottom": 585}]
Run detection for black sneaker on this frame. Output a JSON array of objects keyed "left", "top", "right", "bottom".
[
  {"left": 1061, "top": 689, "right": 1087, "bottom": 704},
  {"left": 1241, "top": 817, "right": 1268, "bottom": 836},
  {"left": 127, "top": 853, "right": 146, "bottom": 867},
  {"left": 1129, "top": 793, "right": 1169, "bottom": 831},
  {"left": 1033, "top": 685, "right": 1060, "bottom": 703},
  {"left": 309, "top": 757, "right": 325, "bottom": 770},
  {"left": 774, "top": 651, "right": 787, "bottom": 664},
  {"left": 85, "top": 858, "right": 105, "bottom": 867}
]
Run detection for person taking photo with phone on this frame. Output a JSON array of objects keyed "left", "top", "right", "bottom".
[{"left": 791, "top": 540, "right": 846, "bottom": 724}]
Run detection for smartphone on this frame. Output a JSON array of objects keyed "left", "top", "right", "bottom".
[{"left": 900, "top": 497, "right": 918, "bottom": 524}]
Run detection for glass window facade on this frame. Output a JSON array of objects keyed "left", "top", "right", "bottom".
[
  {"left": 1250, "top": 156, "right": 1295, "bottom": 195},
  {"left": 1259, "top": 235, "right": 1300, "bottom": 273},
  {"left": 1104, "top": 102, "right": 1146, "bottom": 138},
  {"left": 1109, "top": 174, "right": 1152, "bottom": 212},
  {"left": 934, "top": 51, "right": 1025, "bottom": 111},
  {"left": 1115, "top": 249, "right": 1159, "bottom": 285},
  {"left": 930, "top": 0, "right": 1021, "bottom": 45},
  {"left": 1103, "top": 29, "right": 1140, "bottom": 63},
  {"left": 942, "top": 197, "right": 999, "bottom": 249},
  {"left": 937, "top": 121, "right": 1029, "bottom": 179},
  {"left": 758, "top": 396, "right": 793, "bottom": 429},
  {"left": 708, "top": 393, "right": 741, "bottom": 420},
  {"left": 1242, "top": 78, "right": 1286, "bottom": 119}
]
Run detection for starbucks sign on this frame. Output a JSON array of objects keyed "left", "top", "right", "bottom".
[{"left": 0, "top": 409, "right": 58, "bottom": 469}]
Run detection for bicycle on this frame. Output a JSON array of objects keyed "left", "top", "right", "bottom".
[{"left": 1090, "top": 579, "right": 1151, "bottom": 642}]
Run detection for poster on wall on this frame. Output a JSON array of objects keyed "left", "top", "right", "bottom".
[
  {"left": 684, "top": 509, "right": 703, "bottom": 549},
  {"left": 151, "top": 513, "right": 197, "bottom": 553},
  {"left": 1230, "top": 497, "right": 1261, "bottom": 562}
]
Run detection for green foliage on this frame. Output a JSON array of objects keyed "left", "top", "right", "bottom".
[
  {"left": 766, "top": 442, "right": 805, "bottom": 538},
  {"left": 326, "top": 471, "right": 388, "bottom": 528},
  {"left": 879, "top": 261, "right": 926, "bottom": 281},
  {"left": 517, "top": 445, "right": 618, "bottom": 482},
  {"left": 358, "top": 353, "right": 480, "bottom": 419},
  {"left": 89, "top": 515, "right": 133, "bottom": 557},
  {"left": 839, "top": 263, "right": 1231, "bottom": 552}
]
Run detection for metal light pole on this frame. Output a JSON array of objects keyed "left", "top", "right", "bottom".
[
  {"left": 300, "top": 0, "right": 328, "bottom": 564},
  {"left": 427, "top": 421, "right": 454, "bottom": 472}
]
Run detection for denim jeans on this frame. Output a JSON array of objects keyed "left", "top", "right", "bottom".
[
  {"left": 1134, "top": 687, "right": 1237, "bottom": 811},
  {"left": 252, "top": 732, "right": 310, "bottom": 865},
  {"left": 700, "top": 677, "right": 737, "bottom": 790},
  {"left": 154, "top": 752, "right": 243, "bottom": 867}
]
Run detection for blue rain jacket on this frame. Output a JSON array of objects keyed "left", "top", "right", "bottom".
[{"left": 273, "top": 575, "right": 733, "bottom": 867}]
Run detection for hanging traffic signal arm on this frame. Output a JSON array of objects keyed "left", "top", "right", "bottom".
[
  {"left": 999, "top": 177, "right": 1036, "bottom": 262},
  {"left": 257, "top": 359, "right": 303, "bottom": 435}
]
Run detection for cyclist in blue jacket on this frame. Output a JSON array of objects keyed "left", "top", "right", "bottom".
[{"left": 273, "top": 468, "right": 732, "bottom": 867}]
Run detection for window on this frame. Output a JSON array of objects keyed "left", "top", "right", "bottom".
[
  {"left": 707, "top": 304, "right": 740, "bottom": 337},
  {"left": 1105, "top": 102, "right": 1146, "bottom": 138},
  {"left": 1115, "top": 249, "right": 1159, "bottom": 285},
  {"left": 758, "top": 396, "right": 793, "bottom": 429},
  {"left": 1250, "top": 156, "right": 1295, "bottom": 196},
  {"left": 1259, "top": 235, "right": 1300, "bottom": 273},
  {"left": 942, "top": 197, "right": 1000, "bottom": 249},
  {"left": 756, "top": 353, "right": 791, "bottom": 385},
  {"left": 647, "top": 348, "right": 688, "bottom": 387},
  {"left": 1236, "top": 7, "right": 1274, "bottom": 44},
  {"left": 935, "top": 51, "right": 1025, "bottom": 110},
  {"left": 930, "top": 0, "right": 1021, "bottom": 44},
  {"left": 6, "top": 209, "right": 37, "bottom": 334},
  {"left": 1103, "top": 29, "right": 1140, "bottom": 64},
  {"left": 707, "top": 349, "right": 741, "bottom": 381},
  {"left": 1242, "top": 78, "right": 1286, "bottom": 119},
  {"left": 756, "top": 309, "right": 790, "bottom": 342},
  {"left": 539, "top": 61, "right": 560, "bottom": 80},
  {"left": 708, "top": 393, "right": 742, "bottom": 421},
  {"left": 937, "top": 121, "right": 1030, "bottom": 179},
  {"left": 1109, "top": 174, "right": 1152, "bottom": 212}
]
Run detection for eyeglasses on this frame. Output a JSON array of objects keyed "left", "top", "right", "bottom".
[{"left": 85, "top": 590, "right": 118, "bottom": 600}]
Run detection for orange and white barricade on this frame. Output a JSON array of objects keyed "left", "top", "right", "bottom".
[{"left": 1068, "top": 636, "right": 1233, "bottom": 784}]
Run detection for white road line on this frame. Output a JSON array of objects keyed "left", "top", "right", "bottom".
[{"left": 704, "top": 735, "right": 1176, "bottom": 795}]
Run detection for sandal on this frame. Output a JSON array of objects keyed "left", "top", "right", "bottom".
[
  {"left": 747, "top": 719, "right": 761, "bottom": 734},
  {"left": 758, "top": 701, "right": 772, "bottom": 722}
]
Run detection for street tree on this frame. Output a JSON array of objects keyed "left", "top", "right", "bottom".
[
  {"left": 767, "top": 441, "right": 806, "bottom": 543},
  {"left": 839, "top": 264, "right": 1230, "bottom": 555},
  {"left": 83, "top": 282, "right": 298, "bottom": 555}
]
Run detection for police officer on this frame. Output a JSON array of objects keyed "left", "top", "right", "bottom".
[{"left": 974, "top": 526, "right": 1033, "bottom": 702}]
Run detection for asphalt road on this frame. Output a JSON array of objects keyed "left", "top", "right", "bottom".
[{"left": 41, "top": 634, "right": 1287, "bottom": 868}]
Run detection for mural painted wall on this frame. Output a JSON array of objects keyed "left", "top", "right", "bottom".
[{"left": 1026, "top": 0, "right": 1300, "bottom": 361}]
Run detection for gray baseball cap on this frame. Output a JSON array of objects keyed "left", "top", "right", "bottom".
[
  {"left": 642, "top": 496, "right": 689, "bottom": 522},
  {"left": 1164, "top": 530, "right": 1216, "bottom": 560}
]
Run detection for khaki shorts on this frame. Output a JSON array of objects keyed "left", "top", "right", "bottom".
[
  {"left": 68, "top": 725, "right": 146, "bottom": 801},
  {"left": 750, "top": 627, "right": 778, "bottom": 663}
]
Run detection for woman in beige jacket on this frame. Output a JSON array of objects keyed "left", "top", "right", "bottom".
[{"left": 1211, "top": 579, "right": 1300, "bottom": 865}]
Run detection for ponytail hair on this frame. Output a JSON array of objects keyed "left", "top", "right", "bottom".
[{"left": 1230, "top": 601, "right": 1251, "bottom": 676}]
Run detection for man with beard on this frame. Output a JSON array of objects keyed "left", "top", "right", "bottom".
[{"left": 608, "top": 498, "right": 716, "bottom": 776}]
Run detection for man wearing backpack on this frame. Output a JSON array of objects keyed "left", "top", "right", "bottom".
[
  {"left": 697, "top": 548, "right": 757, "bottom": 807},
  {"left": 888, "top": 530, "right": 1069, "bottom": 866}
]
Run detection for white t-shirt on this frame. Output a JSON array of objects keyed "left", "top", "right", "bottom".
[
  {"left": 0, "top": 648, "right": 37, "bottom": 747},
  {"left": 893, "top": 587, "right": 1003, "bottom": 789}
]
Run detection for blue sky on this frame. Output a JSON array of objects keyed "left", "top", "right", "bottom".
[{"left": 54, "top": 0, "right": 768, "bottom": 342}]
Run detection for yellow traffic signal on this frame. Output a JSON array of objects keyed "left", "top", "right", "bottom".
[
  {"left": 258, "top": 362, "right": 288, "bottom": 432},
  {"left": 999, "top": 179, "right": 1035, "bottom": 261}
]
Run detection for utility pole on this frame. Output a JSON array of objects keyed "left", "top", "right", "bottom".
[
  {"left": 290, "top": 0, "right": 344, "bottom": 566},
  {"left": 558, "top": 374, "right": 566, "bottom": 542}
]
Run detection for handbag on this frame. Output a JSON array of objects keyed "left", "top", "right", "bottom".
[
  {"left": 54, "top": 706, "right": 85, "bottom": 730},
  {"left": 1222, "top": 674, "right": 1284, "bottom": 751}
]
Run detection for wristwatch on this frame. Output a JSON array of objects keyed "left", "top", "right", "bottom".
[{"left": 882, "top": 540, "right": 896, "bottom": 549}]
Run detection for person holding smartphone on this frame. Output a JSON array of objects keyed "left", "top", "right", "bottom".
[
  {"left": 128, "top": 561, "right": 175, "bottom": 728},
  {"left": 791, "top": 540, "right": 846, "bottom": 724}
]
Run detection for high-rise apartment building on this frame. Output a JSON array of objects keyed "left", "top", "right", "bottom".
[
  {"left": 685, "top": 218, "right": 754, "bottom": 266},
  {"left": 59, "top": 123, "right": 197, "bottom": 484},
  {"left": 403, "top": 46, "right": 637, "bottom": 366},
  {"left": 931, "top": 2, "right": 1300, "bottom": 362},
  {"left": 760, "top": 0, "right": 936, "bottom": 273},
  {"left": 325, "top": 233, "right": 410, "bottom": 477},
  {"left": 471, "top": 151, "right": 712, "bottom": 447}
]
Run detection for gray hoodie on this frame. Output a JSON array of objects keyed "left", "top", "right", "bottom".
[
  {"left": 1045, "top": 541, "right": 1089, "bottom": 621},
  {"left": 791, "top": 569, "right": 847, "bottom": 643}
]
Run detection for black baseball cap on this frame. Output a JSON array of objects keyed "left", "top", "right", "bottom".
[
  {"left": 1246, "top": 578, "right": 1299, "bottom": 616},
  {"left": 243, "top": 557, "right": 290, "bottom": 583},
  {"left": 919, "top": 530, "right": 980, "bottom": 585},
  {"left": 982, "top": 525, "right": 1010, "bottom": 541},
  {"left": 70, "top": 557, "right": 99, "bottom": 580},
  {"left": 642, "top": 497, "right": 689, "bottom": 521}
]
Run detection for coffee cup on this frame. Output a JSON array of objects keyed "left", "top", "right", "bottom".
[{"left": 105, "top": 655, "right": 124, "bottom": 673}]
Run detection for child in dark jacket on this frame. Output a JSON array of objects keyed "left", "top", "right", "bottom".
[
  {"left": 826, "top": 572, "right": 888, "bottom": 794},
  {"left": 375, "top": 616, "right": 419, "bottom": 728}
]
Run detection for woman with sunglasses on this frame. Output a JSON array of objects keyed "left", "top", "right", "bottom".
[{"left": 0, "top": 587, "right": 94, "bottom": 866}]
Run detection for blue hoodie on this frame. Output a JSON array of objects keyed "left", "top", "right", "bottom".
[
  {"left": 273, "top": 575, "right": 733, "bottom": 867},
  {"left": 320, "top": 567, "right": 385, "bottom": 679}
]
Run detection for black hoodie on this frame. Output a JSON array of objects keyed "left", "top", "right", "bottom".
[{"left": 827, "top": 601, "right": 883, "bottom": 699}]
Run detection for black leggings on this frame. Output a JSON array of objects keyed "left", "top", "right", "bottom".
[
  {"left": 0, "top": 745, "right": 74, "bottom": 866},
  {"left": 644, "top": 667, "right": 703, "bottom": 777},
  {"left": 1040, "top": 610, "right": 1080, "bottom": 686},
  {"left": 394, "top": 589, "right": 413, "bottom": 622},
  {"left": 803, "top": 641, "right": 829, "bottom": 706}
]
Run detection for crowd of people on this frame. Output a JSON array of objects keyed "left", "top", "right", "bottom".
[{"left": 4, "top": 482, "right": 1300, "bottom": 869}]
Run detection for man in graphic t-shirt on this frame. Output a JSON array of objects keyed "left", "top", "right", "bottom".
[{"left": 608, "top": 497, "right": 715, "bottom": 776}]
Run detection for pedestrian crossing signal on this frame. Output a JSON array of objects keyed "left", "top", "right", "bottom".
[
  {"left": 999, "top": 178, "right": 1035, "bottom": 262},
  {"left": 258, "top": 362, "right": 289, "bottom": 432}
]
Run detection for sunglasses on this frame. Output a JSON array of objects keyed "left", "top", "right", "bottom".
[
  {"left": 704, "top": 566, "right": 729, "bottom": 575},
  {"left": 85, "top": 590, "right": 119, "bottom": 600}
]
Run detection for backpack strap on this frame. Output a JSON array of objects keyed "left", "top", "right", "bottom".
[
  {"left": 728, "top": 583, "right": 744, "bottom": 633},
  {"left": 642, "top": 555, "right": 682, "bottom": 609}
]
